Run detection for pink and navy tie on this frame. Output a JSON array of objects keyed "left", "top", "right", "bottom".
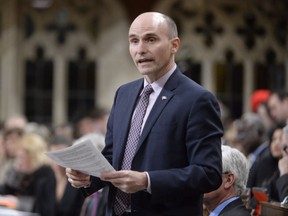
[{"left": 114, "top": 84, "right": 153, "bottom": 215}]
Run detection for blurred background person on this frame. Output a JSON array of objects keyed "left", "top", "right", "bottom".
[
  {"left": 88, "top": 107, "right": 109, "bottom": 137},
  {"left": 52, "top": 123, "right": 75, "bottom": 140},
  {"left": 0, "top": 132, "right": 55, "bottom": 216},
  {"left": 74, "top": 106, "right": 109, "bottom": 139},
  {"left": 265, "top": 124, "right": 288, "bottom": 202},
  {"left": 234, "top": 112, "right": 268, "bottom": 168},
  {"left": 250, "top": 90, "right": 270, "bottom": 114},
  {"left": 0, "top": 128, "right": 24, "bottom": 184},
  {"left": 250, "top": 89, "right": 276, "bottom": 135},
  {"left": 247, "top": 124, "right": 284, "bottom": 189},
  {"left": 246, "top": 124, "right": 284, "bottom": 214},
  {"left": 3, "top": 114, "right": 28, "bottom": 131},
  {"left": 0, "top": 115, "right": 28, "bottom": 184},
  {"left": 74, "top": 112, "right": 94, "bottom": 139},
  {"left": 26, "top": 122, "right": 51, "bottom": 144},
  {"left": 48, "top": 135, "right": 85, "bottom": 216},
  {"left": 203, "top": 145, "right": 250, "bottom": 216},
  {"left": 268, "top": 91, "right": 288, "bottom": 125},
  {"left": 255, "top": 102, "right": 276, "bottom": 134},
  {"left": 69, "top": 106, "right": 109, "bottom": 216},
  {"left": 77, "top": 127, "right": 107, "bottom": 216}
]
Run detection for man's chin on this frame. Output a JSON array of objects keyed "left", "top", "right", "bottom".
[{"left": 138, "top": 69, "right": 154, "bottom": 76}]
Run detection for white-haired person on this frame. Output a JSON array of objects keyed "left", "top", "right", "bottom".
[{"left": 204, "top": 145, "right": 251, "bottom": 216}]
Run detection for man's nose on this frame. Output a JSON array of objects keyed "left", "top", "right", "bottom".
[{"left": 136, "top": 41, "right": 147, "bottom": 54}]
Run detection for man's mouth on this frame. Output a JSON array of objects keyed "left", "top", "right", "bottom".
[{"left": 137, "top": 58, "right": 153, "bottom": 64}]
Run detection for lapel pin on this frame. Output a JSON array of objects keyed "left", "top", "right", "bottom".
[{"left": 162, "top": 96, "right": 167, "bottom": 100}]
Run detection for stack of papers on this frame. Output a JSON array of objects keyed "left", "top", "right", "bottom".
[{"left": 45, "top": 138, "right": 115, "bottom": 177}]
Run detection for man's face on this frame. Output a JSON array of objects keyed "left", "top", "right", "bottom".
[
  {"left": 268, "top": 94, "right": 287, "bottom": 124},
  {"left": 128, "top": 13, "right": 179, "bottom": 81},
  {"left": 203, "top": 184, "right": 223, "bottom": 204},
  {"left": 203, "top": 171, "right": 238, "bottom": 212}
]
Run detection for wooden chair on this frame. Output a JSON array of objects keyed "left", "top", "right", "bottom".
[{"left": 260, "top": 202, "right": 288, "bottom": 216}]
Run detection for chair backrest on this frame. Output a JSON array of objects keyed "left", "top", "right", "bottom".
[{"left": 260, "top": 201, "right": 288, "bottom": 216}]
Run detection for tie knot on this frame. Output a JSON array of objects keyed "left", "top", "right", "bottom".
[{"left": 143, "top": 84, "right": 153, "bottom": 96}]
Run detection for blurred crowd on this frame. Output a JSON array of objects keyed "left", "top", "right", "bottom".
[
  {"left": 0, "top": 106, "right": 109, "bottom": 216},
  {"left": 219, "top": 89, "right": 288, "bottom": 215},
  {"left": 0, "top": 89, "right": 288, "bottom": 216}
]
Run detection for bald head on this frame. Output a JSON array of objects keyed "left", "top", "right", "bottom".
[
  {"left": 128, "top": 12, "right": 180, "bottom": 82},
  {"left": 130, "top": 12, "right": 178, "bottom": 39}
]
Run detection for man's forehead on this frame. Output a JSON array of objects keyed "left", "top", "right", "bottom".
[
  {"left": 128, "top": 28, "right": 159, "bottom": 38},
  {"left": 269, "top": 95, "right": 281, "bottom": 104},
  {"left": 133, "top": 12, "right": 165, "bottom": 25},
  {"left": 129, "top": 13, "right": 166, "bottom": 35}
]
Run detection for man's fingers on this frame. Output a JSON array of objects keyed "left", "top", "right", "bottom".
[
  {"left": 100, "top": 170, "right": 127, "bottom": 180},
  {"left": 68, "top": 177, "right": 84, "bottom": 188},
  {"left": 66, "top": 168, "right": 91, "bottom": 188},
  {"left": 66, "top": 168, "right": 88, "bottom": 179}
]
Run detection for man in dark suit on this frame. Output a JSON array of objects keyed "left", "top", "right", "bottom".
[
  {"left": 66, "top": 12, "right": 223, "bottom": 216},
  {"left": 204, "top": 145, "right": 251, "bottom": 216}
]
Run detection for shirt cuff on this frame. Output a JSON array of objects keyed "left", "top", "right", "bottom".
[{"left": 145, "top": 172, "right": 152, "bottom": 193}]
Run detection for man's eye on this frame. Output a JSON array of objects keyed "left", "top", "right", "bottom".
[
  {"left": 147, "top": 38, "right": 156, "bottom": 43},
  {"left": 130, "top": 39, "right": 138, "bottom": 44}
]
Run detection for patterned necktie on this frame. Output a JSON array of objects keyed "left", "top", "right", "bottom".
[{"left": 114, "top": 84, "right": 153, "bottom": 215}]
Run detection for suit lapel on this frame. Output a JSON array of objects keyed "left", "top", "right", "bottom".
[{"left": 114, "top": 80, "right": 143, "bottom": 169}]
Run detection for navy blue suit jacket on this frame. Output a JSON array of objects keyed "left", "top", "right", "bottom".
[{"left": 85, "top": 68, "right": 223, "bottom": 216}]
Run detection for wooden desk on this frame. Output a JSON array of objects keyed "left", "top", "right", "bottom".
[
  {"left": 0, "top": 206, "right": 40, "bottom": 216},
  {"left": 260, "top": 202, "right": 288, "bottom": 216}
]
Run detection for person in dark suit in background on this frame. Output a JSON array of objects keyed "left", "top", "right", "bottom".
[
  {"left": 204, "top": 145, "right": 251, "bottom": 216},
  {"left": 48, "top": 135, "right": 85, "bottom": 216},
  {"left": 66, "top": 12, "right": 223, "bottom": 216}
]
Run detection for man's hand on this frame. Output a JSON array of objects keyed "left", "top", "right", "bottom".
[
  {"left": 66, "top": 168, "right": 91, "bottom": 188},
  {"left": 100, "top": 170, "right": 148, "bottom": 193}
]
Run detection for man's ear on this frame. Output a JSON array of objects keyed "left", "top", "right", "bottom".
[
  {"left": 223, "top": 173, "right": 235, "bottom": 189},
  {"left": 171, "top": 37, "right": 180, "bottom": 53}
]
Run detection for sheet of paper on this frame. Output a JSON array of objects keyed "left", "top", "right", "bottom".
[{"left": 45, "top": 138, "right": 115, "bottom": 177}]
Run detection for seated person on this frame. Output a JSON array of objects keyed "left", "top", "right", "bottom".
[
  {"left": 48, "top": 135, "right": 85, "bottom": 216},
  {"left": 204, "top": 145, "right": 251, "bottom": 216},
  {"left": 0, "top": 132, "right": 55, "bottom": 216},
  {"left": 246, "top": 125, "right": 284, "bottom": 214},
  {"left": 247, "top": 125, "right": 283, "bottom": 189},
  {"left": 0, "top": 128, "right": 24, "bottom": 184},
  {"left": 234, "top": 112, "right": 268, "bottom": 167},
  {"left": 265, "top": 124, "right": 288, "bottom": 202}
]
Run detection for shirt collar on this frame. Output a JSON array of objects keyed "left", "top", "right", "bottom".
[
  {"left": 209, "top": 197, "right": 238, "bottom": 216},
  {"left": 143, "top": 64, "right": 176, "bottom": 94}
]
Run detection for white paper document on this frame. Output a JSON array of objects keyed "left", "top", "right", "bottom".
[{"left": 45, "top": 139, "right": 115, "bottom": 177}]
